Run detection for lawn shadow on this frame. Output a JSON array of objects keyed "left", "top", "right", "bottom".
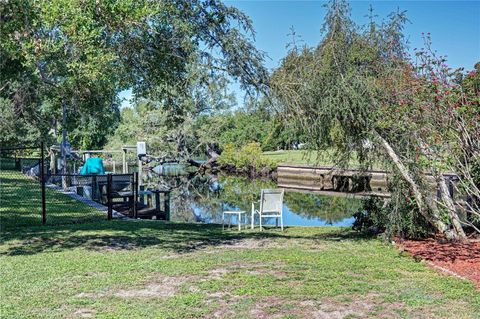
[
  {"left": 308, "top": 229, "right": 377, "bottom": 241},
  {"left": 0, "top": 221, "right": 295, "bottom": 256},
  {"left": 1, "top": 220, "right": 373, "bottom": 257}
]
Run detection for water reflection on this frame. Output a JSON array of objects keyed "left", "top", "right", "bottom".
[{"left": 143, "top": 170, "right": 361, "bottom": 227}]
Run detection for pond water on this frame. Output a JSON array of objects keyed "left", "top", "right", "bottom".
[{"left": 142, "top": 165, "right": 363, "bottom": 227}]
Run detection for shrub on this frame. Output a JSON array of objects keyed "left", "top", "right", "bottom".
[
  {"left": 218, "top": 142, "right": 277, "bottom": 174},
  {"left": 352, "top": 197, "right": 387, "bottom": 234},
  {"left": 353, "top": 192, "right": 435, "bottom": 239},
  {"left": 217, "top": 143, "right": 237, "bottom": 166}
]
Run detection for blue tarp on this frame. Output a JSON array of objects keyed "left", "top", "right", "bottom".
[{"left": 80, "top": 157, "right": 105, "bottom": 175}]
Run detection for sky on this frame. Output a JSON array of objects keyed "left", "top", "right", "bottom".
[{"left": 120, "top": 0, "right": 480, "bottom": 108}]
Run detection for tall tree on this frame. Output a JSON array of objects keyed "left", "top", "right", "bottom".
[
  {"left": 0, "top": 0, "right": 268, "bottom": 149},
  {"left": 271, "top": 0, "right": 474, "bottom": 240}
]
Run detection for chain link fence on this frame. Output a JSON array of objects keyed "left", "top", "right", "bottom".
[
  {"left": 0, "top": 146, "right": 45, "bottom": 229},
  {"left": 1, "top": 144, "right": 137, "bottom": 229}
]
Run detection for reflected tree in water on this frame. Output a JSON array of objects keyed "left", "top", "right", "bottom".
[
  {"left": 284, "top": 193, "right": 361, "bottom": 224},
  {"left": 143, "top": 171, "right": 359, "bottom": 225}
]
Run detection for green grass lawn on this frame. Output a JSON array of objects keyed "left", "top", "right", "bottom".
[
  {"left": 1, "top": 170, "right": 479, "bottom": 318},
  {"left": 0, "top": 170, "right": 106, "bottom": 229},
  {"left": 262, "top": 150, "right": 385, "bottom": 170},
  {"left": 1, "top": 221, "right": 479, "bottom": 319},
  {"left": 262, "top": 149, "right": 362, "bottom": 166},
  {"left": 262, "top": 150, "right": 323, "bottom": 165}
]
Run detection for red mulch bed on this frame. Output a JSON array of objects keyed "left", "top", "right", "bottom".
[{"left": 396, "top": 237, "right": 480, "bottom": 288}]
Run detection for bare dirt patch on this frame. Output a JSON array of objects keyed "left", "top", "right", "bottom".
[
  {"left": 397, "top": 238, "right": 480, "bottom": 288},
  {"left": 309, "top": 295, "right": 404, "bottom": 319},
  {"left": 207, "top": 267, "right": 230, "bottom": 280},
  {"left": 76, "top": 262, "right": 292, "bottom": 315},
  {"left": 76, "top": 267, "right": 235, "bottom": 300},
  {"left": 114, "top": 277, "right": 181, "bottom": 298},
  {"left": 205, "top": 293, "right": 405, "bottom": 319},
  {"left": 73, "top": 308, "right": 96, "bottom": 318},
  {"left": 206, "top": 291, "right": 242, "bottom": 318},
  {"left": 76, "top": 275, "right": 195, "bottom": 300},
  {"left": 225, "top": 261, "right": 288, "bottom": 278},
  {"left": 76, "top": 291, "right": 104, "bottom": 298},
  {"left": 245, "top": 268, "right": 287, "bottom": 277},
  {"left": 216, "top": 238, "right": 284, "bottom": 249}
]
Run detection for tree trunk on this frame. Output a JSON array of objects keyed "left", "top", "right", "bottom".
[
  {"left": 438, "top": 175, "right": 467, "bottom": 240},
  {"left": 413, "top": 137, "right": 467, "bottom": 240},
  {"left": 374, "top": 131, "right": 458, "bottom": 240},
  {"left": 187, "top": 159, "right": 201, "bottom": 167},
  {"left": 198, "top": 144, "right": 220, "bottom": 171}
]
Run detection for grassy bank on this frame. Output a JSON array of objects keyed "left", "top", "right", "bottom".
[
  {"left": 262, "top": 150, "right": 322, "bottom": 165},
  {"left": 1, "top": 221, "right": 479, "bottom": 319},
  {"left": 0, "top": 170, "right": 106, "bottom": 229},
  {"left": 262, "top": 150, "right": 356, "bottom": 166},
  {"left": 262, "top": 150, "right": 385, "bottom": 170}
]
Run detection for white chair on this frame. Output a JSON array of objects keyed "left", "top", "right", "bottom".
[{"left": 251, "top": 189, "right": 285, "bottom": 231}]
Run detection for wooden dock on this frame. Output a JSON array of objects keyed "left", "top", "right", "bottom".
[{"left": 111, "top": 189, "right": 171, "bottom": 220}]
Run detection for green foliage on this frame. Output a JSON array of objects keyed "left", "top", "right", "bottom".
[
  {"left": 216, "top": 111, "right": 273, "bottom": 149},
  {"left": 0, "top": 96, "right": 52, "bottom": 147},
  {"left": 1, "top": 0, "right": 268, "bottom": 149},
  {"left": 460, "top": 62, "right": 480, "bottom": 97},
  {"left": 107, "top": 66, "right": 237, "bottom": 160},
  {"left": 352, "top": 197, "right": 388, "bottom": 234},
  {"left": 108, "top": 92, "right": 300, "bottom": 164},
  {"left": 271, "top": 0, "right": 479, "bottom": 238},
  {"left": 218, "top": 142, "right": 277, "bottom": 173},
  {"left": 213, "top": 98, "right": 304, "bottom": 151},
  {"left": 353, "top": 191, "right": 435, "bottom": 239},
  {"left": 236, "top": 142, "right": 273, "bottom": 170},
  {"left": 217, "top": 144, "right": 237, "bottom": 166},
  {"left": 271, "top": 0, "right": 393, "bottom": 168}
]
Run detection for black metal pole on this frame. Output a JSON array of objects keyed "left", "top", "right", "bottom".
[
  {"left": 92, "top": 175, "right": 97, "bottom": 201},
  {"left": 107, "top": 174, "right": 112, "bottom": 220},
  {"left": 164, "top": 191, "right": 170, "bottom": 221},
  {"left": 154, "top": 191, "right": 160, "bottom": 215},
  {"left": 133, "top": 172, "right": 138, "bottom": 219},
  {"left": 40, "top": 142, "right": 46, "bottom": 225}
]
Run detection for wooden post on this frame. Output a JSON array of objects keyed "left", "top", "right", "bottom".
[
  {"left": 50, "top": 149, "right": 56, "bottom": 174},
  {"left": 40, "top": 142, "right": 46, "bottom": 225},
  {"left": 147, "top": 191, "right": 152, "bottom": 208},
  {"left": 138, "top": 158, "right": 143, "bottom": 187},
  {"left": 448, "top": 177, "right": 454, "bottom": 198},
  {"left": 61, "top": 101, "right": 68, "bottom": 190},
  {"left": 139, "top": 185, "right": 145, "bottom": 204},
  {"left": 107, "top": 174, "right": 112, "bottom": 220}
]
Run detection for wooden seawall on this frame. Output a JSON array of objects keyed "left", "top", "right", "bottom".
[
  {"left": 277, "top": 165, "right": 390, "bottom": 197},
  {"left": 277, "top": 165, "right": 458, "bottom": 198}
]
